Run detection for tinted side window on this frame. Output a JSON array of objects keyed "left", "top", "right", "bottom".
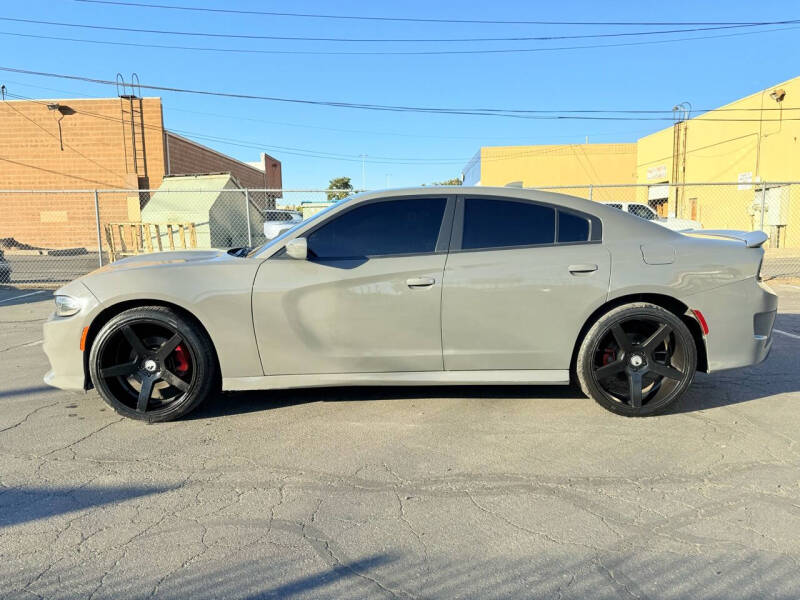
[
  {"left": 462, "top": 198, "right": 555, "bottom": 250},
  {"left": 558, "top": 211, "right": 590, "bottom": 243},
  {"left": 307, "top": 198, "right": 446, "bottom": 258}
]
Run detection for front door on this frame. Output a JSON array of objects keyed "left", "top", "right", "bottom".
[
  {"left": 442, "top": 196, "right": 610, "bottom": 371},
  {"left": 252, "top": 196, "right": 453, "bottom": 375}
]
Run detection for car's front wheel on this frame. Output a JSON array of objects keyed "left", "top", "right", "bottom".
[
  {"left": 576, "top": 302, "right": 697, "bottom": 416},
  {"left": 89, "top": 306, "right": 218, "bottom": 422}
]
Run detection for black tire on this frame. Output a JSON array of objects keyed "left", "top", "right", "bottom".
[
  {"left": 576, "top": 302, "right": 696, "bottom": 417},
  {"left": 89, "top": 306, "right": 218, "bottom": 422}
]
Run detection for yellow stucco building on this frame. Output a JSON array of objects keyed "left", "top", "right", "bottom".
[
  {"left": 635, "top": 76, "right": 800, "bottom": 248},
  {"left": 462, "top": 143, "right": 638, "bottom": 201},
  {"left": 465, "top": 75, "right": 800, "bottom": 247}
]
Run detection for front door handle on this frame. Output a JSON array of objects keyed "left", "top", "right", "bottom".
[
  {"left": 406, "top": 277, "right": 436, "bottom": 288},
  {"left": 568, "top": 264, "right": 598, "bottom": 274}
]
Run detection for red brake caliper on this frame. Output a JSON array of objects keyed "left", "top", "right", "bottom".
[
  {"left": 173, "top": 345, "right": 190, "bottom": 374},
  {"left": 602, "top": 348, "right": 616, "bottom": 365}
]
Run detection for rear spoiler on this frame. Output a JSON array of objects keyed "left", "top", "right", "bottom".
[{"left": 681, "top": 229, "right": 768, "bottom": 248}]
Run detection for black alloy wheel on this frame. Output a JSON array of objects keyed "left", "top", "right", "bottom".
[
  {"left": 577, "top": 303, "right": 697, "bottom": 416},
  {"left": 89, "top": 306, "right": 217, "bottom": 422}
]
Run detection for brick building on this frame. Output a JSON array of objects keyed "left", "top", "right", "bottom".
[{"left": 0, "top": 96, "right": 282, "bottom": 248}]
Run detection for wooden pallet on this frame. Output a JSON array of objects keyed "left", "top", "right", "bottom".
[{"left": 104, "top": 222, "right": 197, "bottom": 262}]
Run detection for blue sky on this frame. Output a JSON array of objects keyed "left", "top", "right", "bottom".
[{"left": 2, "top": 0, "right": 799, "bottom": 188}]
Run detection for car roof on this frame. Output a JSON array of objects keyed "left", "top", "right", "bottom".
[{"left": 354, "top": 186, "right": 627, "bottom": 217}]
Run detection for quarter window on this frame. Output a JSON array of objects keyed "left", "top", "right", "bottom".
[
  {"left": 462, "top": 198, "right": 555, "bottom": 250},
  {"left": 558, "top": 211, "right": 590, "bottom": 243},
  {"left": 306, "top": 198, "right": 446, "bottom": 258},
  {"left": 629, "top": 204, "right": 657, "bottom": 220}
]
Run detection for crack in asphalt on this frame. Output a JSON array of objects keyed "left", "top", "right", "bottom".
[
  {"left": 41, "top": 418, "right": 124, "bottom": 457},
  {"left": 0, "top": 402, "right": 58, "bottom": 434}
]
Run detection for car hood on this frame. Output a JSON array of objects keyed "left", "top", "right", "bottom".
[{"left": 92, "top": 249, "right": 233, "bottom": 273}]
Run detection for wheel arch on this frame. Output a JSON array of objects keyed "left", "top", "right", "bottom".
[
  {"left": 82, "top": 299, "right": 221, "bottom": 389},
  {"left": 570, "top": 293, "right": 708, "bottom": 377}
]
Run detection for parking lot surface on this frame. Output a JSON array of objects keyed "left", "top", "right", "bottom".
[{"left": 1, "top": 283, "right": 799, "bottom": 599}]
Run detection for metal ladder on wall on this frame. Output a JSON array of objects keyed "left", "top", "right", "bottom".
[{"left": 117, "top": 73, "right": 147, "bottom": 185}]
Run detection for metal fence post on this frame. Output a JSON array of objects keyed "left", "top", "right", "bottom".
[
  {"left": 759, "top": 182, "right": 767, "bottom": 233},
  {"left": 94, "top": 190, "right": 104, "bottom": 267},
  {"left": 245, "top": 189, "right": 253, "bottom": 247},
  {"left": 588, "top": 184, "right": 593, "bottom": 201}
]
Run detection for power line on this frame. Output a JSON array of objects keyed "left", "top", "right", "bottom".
[
  {"left": 7, "top": 90, "right": 794, "bottom": 170},
  {"left": 71, "top": 0, "right": 799, "bottom": 27},
  {"left": 3, "top": 23, "right": 798, "bottom": 56},
  {"left": 2, "top": 66, "right": 798, "bottom": 121},
  {"left": 0, "top": 92, "right": 644, "bottom": 167},
  {"left": 2, "top": 78, "right": 652, "bottom": 143},
  {"left": 3, "top": 15, "right": 793, "bottom": 43}
]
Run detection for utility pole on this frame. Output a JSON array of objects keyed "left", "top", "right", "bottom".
[
  {"left": 385, "top": 173, "right": 391, "bottom": 188},
  {"left": 359, "top": 154, "right": 367, "bottom": 190}
]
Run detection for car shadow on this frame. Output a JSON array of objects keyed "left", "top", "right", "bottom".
[
  {"left": 189, "top": 313, "right": 800, "bottom": 421},
  {"left": 187, "top": 384, "right": 580, "bottom": 420}
]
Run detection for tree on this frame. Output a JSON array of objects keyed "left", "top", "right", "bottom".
[
  {"left": 326, "top": 176, "right": 353, "bottom": 201},
  {"left": 422, "top": 177, "right": 462, "bottom": 186}
]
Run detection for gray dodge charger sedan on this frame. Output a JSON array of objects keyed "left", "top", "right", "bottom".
[{"left": 43, "top": 187, "right": 777, "bottom": 421}]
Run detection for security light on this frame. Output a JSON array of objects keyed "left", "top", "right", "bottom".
[{"left": 770, "top": 89, "right": 786, "bottom": 102}]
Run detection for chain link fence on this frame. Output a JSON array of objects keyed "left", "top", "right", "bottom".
[
  {"left": 1, "top": 183, "right": 799, "bottom": 286},
  {"left": 0, "top": 189, "right": 336, "bottom": 286}
]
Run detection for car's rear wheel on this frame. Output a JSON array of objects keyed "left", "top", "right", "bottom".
[
  {"left": 89, "top": 306, "right": 217, "bottom": 422},
  {"left": 576, "top": 303, "right": 696, "bottom": 416}
]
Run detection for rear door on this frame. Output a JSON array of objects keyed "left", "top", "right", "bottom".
[
  {"left": 252, "top": 196, "right": 455, "bottom": 375},
  {"left": 441, "top": 196, "right": 610, "bottom": 371}
]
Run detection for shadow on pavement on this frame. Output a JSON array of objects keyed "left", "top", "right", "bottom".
[
  {"left": 0, "top": 385, "right": 60, "bottom": 400},
  {"left": 0, "top": 287, "right": 53, "bottom": 307},
  {"left": 0, "top": 485, "right": 171, "bottom": 528},
  {"left": 2, "top": 544, "right": 798, "bottom": 599}
]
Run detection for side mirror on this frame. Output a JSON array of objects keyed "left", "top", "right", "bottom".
[{"left": 285, "top": 237, "right": 308, "bottom": 260}]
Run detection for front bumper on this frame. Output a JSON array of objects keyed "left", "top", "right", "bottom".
[
  {"left": 42, "top": 282, "right": 98, "bottom": 391},
  {"left": 687, "top": 277, "right": 778, "bottom": 372}
]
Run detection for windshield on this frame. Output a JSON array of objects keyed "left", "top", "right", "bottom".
[{"left": 246, "top": 198, "right": 352, "bottom": 258}]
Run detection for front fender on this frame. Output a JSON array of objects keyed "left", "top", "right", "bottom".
[{"left": 80, "top": 259, "right": 264, "bottom": 379}]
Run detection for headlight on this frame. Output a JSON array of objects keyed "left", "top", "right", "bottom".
[{"left": 54, "top": 295, "right": 81, "bottom": 317}]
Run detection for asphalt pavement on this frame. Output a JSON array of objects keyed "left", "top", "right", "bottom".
[{"left": 1, "top": 283, "right": 799, "bottom": 599}]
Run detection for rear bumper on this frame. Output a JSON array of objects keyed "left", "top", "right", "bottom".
[{"left": 687, "top": 277, "right": 778, "bottom": 372}]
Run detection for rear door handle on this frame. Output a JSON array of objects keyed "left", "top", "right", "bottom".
[
  {"left": 568, "top": 264, "right": 598, "bottom": 274},
  {"left": 406, "top": 277, "right": 436, "bottom": 288}
]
